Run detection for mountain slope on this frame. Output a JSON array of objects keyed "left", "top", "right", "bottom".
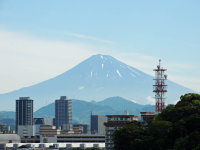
[
  {"left": 34, "top": 97, "right": 154, "bottom": 124},
  {"left": 0, "top": 97, "right": 154, "bottom": 125},
  {"left": 0, "top": 54, "right": 194, "bottom": 110},
  {"left": 34, "top": 99, "right": 117, "bottom": 124}
]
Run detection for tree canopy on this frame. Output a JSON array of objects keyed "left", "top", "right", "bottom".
[{"left": 114, "top": 93, "right": 200, "bottom": 150}]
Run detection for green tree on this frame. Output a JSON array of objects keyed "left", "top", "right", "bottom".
[{"left": 113, "top": 93, "right": 200, "bottom": 150}]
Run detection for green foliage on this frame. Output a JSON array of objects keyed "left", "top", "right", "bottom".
[
  {"left": 114, "top": 93, "right": 200, "bottom": 150},
  {"left": 113, "top": 121, "right": 150, "bottom": 150}
]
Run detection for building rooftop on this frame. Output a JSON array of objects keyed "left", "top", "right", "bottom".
[
  {"left": 0, "top": 134, "right": 21, "bottom": 144},
  {"left": 106, "top": 115, "right": 139, "bottom": 117}
]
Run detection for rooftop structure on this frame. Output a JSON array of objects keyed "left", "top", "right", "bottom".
[{"left": 0, "top": 134, "right": 21, "bottom": 144}]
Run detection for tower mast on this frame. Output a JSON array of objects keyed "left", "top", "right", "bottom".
[{"left": 153, "top": 59, "right": 167, "bottom": 112}]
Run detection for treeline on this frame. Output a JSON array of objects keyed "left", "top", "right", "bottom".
[{"left": 113, "top": 93, "right": 200, "bottom": 150}]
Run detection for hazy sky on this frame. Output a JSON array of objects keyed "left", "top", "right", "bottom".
[{"left": 0, "top": 0, "right": 200, "bottom": 93}]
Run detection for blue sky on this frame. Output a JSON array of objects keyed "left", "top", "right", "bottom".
[{"left": 0, "top": 0, "right": 200, "bottom": 93}]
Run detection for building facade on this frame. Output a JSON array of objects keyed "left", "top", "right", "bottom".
[
  {"left": 16, "top": 97, "right": 35, "bottom": 137},
  {"left": 55, "top": 96, "right": 72, "bottom": 130},
  {"left": 104, "top": 115, "right": 138, "bottom": 150},
  {"left": 91, "top": 115, "right": 106, "bottom": 135}
]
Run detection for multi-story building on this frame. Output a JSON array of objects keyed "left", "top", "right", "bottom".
[
  {"left": 55, "top": 96, "right": 72, "bottom": 130},
  {"left": 91, "top": 115, "right": 106, "bottom": 135},
  {"left": 104, "top": 115, "right": 138, "bottom": 150},
  {"left": 16, "top": 97, "right": 35, "bottom": 138}
]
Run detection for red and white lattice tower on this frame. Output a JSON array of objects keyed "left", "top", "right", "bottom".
[{"left": 153, "top": 59, "right": 167, "bottom": 112}]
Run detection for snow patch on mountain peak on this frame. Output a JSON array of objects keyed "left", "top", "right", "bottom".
[
  {"left": 102, "top": 64, "right": 104, "bottom": 70},
  {"left": 130, "top": 99, "right": 137, "bottom": 103},
  {"left": 116, "top": 69, "right": 122, "bottom": 78}
]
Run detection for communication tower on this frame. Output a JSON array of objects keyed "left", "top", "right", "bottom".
[{"left": 153, "top": 59, "right": 167, "bottom": 112}]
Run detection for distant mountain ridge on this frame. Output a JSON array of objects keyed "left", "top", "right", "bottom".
[
  {"left": 0, "top": 96, "right": 155, "bottom": 125},
  {"left": 34, "top": 96, "right": 155, "bottom": 123},
  {"left": 0, "top": 54, "right": 194, "bottom": 110}
]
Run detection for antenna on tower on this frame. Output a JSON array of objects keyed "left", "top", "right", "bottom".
[{"left": 153, "top": 59, "right": 167, "bottom": 113}]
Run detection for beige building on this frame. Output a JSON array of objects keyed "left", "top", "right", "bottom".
[{"left": 40, "top": 125, "right": 61, "bottom": 136}]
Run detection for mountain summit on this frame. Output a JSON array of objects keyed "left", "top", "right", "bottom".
[{"left": 0, "top": 54, "right": 193, "bottom": 110}]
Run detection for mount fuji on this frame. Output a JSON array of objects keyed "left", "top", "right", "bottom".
[{"left": 0, "top": 54, "right": 194, "bottom": 110}]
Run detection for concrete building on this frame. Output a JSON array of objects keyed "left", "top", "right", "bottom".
[
  {"left": 91, "top": 115, "right": 106, "bottom": 135},
  {"left": 17, "top": 125, "right": 35, "bottom": 138},
  {"left": 55, "top": 96, "right": 72, "bottom": 130},
  {"left": 104, "top": 115, "right": 138, "bottom": 150},
  {"left": 16, "top": 97, "right": 35, "bottom": 138}
]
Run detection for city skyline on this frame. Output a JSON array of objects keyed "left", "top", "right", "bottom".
[{"left": 0, "top": 0, "right": 200, "bottom": 93}]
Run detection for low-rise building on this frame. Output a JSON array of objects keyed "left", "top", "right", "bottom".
[{"left": 40, "top": 125, "right": 61, "bottom": 136}]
